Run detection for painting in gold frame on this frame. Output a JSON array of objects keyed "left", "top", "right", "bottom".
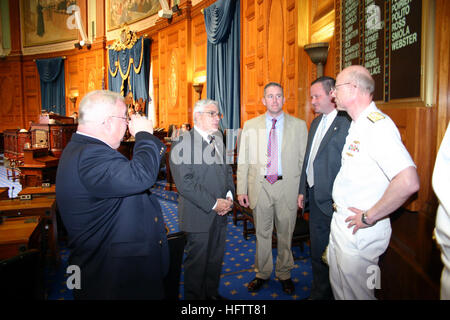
[
  {"left": 107, "top": 0, "right": 161, "bottom": 31},
  {"left": 20, "top": 0, "right": 78, "bottom": 47}
]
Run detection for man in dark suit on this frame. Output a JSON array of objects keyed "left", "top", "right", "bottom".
[
  {"left": 298, "top": 77, "right": 351, "bottom": 300},
  {"left": 169, "top": 99, "right": 235, "bottom": 300},
  {"left": 56, "top": 90, "right": 169, "bottom": 300}
]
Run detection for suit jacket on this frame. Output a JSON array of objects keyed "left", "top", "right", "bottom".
[
  {"left": 169, "top": 129, "right": 235, "bottom": 233},
  {"left": 236, "top": 113, "right": 308, "bottom": 210},
  {"left": 299, "top": 111, "right": 351, "bottom": 216},
  {"left": 56, "top": 132, "right": 169, "bottom": 300}
]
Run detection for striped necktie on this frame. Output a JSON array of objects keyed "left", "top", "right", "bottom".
[
  {"left": 208, "top": 135, "right": 216, "bottom": 157},
  {"left": 266, "top": 118, "right": 278, "bottom": 184}
]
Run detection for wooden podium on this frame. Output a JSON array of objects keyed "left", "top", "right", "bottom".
[{"left": 18, "top": 147, "right": 59, "bottom": 188}]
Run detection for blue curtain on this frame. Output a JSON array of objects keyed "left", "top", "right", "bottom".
[
  {"left": 204, "top": 0, "right": 240, "bottom": 130},
  {"left": 108, "top": 37, "right": 151, "bottom": 115},
  {"left": 36, "top": 57, "right": 65, "bottom": 115}
]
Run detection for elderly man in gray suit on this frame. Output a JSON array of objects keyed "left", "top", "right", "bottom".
[
  {"left": 169, "top": 99, "right": 235, "bottom": 300},
  {"left": 298, "top": 76, "right": 351, "bottom": 300}
]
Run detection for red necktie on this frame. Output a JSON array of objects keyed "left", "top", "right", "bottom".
[{"left": 266, "top": 119, "right": 278, "bottom": 184}]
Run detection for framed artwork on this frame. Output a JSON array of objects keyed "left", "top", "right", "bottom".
[
  {"left": 20, "top": 0, "right": 78, "bottom": 47},
  {"left": 107, "top": 0, "right": 161, "bottom": 31}
]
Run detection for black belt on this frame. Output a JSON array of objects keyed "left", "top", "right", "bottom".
[{"left": 264, "top": 175, "right": 283, "bottom": 181}]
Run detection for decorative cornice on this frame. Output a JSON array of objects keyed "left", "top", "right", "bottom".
[{"left": 108, "top": 26, "right": 139, "bottom": 51}]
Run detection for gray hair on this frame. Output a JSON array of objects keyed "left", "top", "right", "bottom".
[
  {"left": 78, "top": 90, "right": 125, "bottom": 124},
  {"left": 193, "top": 99, "right": 219, "bottom": 124}
]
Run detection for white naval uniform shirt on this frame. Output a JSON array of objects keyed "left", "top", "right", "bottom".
[
  {"left": 432, "top": 122, "right": 450, "bottom": 299},
  {"left": 332, "top": 102, "right": 416, "bottom": 212},
  {"left": 331, "top": 102, "right": 416, "bottom": 251}
]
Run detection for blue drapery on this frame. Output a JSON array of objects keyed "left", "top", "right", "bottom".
[
  {"left": 36, "top": 57, "right": 65, "bottom": 115},
  {"left": 204, "top": 0, "right": 240, "bottom": 130},
  {"left": 108, "top": 37, "right": 151, "bottom": 115}
]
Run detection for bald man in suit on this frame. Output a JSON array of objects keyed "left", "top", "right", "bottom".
[{"left": 237, "top": 82, "right": 308, "bottom": 295}]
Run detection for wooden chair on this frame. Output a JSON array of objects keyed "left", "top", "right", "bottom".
[{"left": 234, "top": 203, "right": 310, "bottom": 254}]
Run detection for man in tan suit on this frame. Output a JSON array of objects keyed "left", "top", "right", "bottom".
[{"left": 237, "top": 82, "right": 308, "bottom": 294}]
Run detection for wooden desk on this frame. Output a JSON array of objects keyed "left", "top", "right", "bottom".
[
  {"left": 18, "top": 185, "right": 56, "bottom": 198},
  {"left": 19, "top": 148, "right": 59, "bottom": 188},
  {"left": 0, "top": 216, "right": 42, "bottom": 260},
  {"left": 0, "top": 198, "right": 59, "bottom": 264},
  {"left": 0, "top": 187, "right": 9, "bottom": 200}
]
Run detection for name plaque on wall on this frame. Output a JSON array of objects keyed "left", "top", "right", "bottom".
[{"left": 340, "top": 0, "right": 422, "bottom": 102}]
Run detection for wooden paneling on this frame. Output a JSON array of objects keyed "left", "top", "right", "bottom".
[
  {"left": 65, "top": 47, "right": 105, "bottom": 116},
  {"left": 191, "top": 10, "right": 207, "bottom": 119},
  {"left": 0, "top": 58, "right": 25, "bottom": 131},
  {"left": 158, "top": 20, "right": 190, "bottom": 129},
  {"left": 22, "top": 61, "right": 40, "bottom": 127},
  {"left": 241, "top": 0, "right": 299, "bottom": 124}
]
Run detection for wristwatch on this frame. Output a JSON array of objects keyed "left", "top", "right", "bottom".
[{"left": 361, "top": 211, "right": 376, "bottom": 226}]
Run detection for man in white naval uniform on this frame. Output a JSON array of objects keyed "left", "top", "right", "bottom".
[
  {"left": 433, "top": 122, "right": 450, "bottom": 300},
  {"left": 328, "top": 65, "right": 420, "bottom": 300}
]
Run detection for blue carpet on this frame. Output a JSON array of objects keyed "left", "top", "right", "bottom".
[{"left": 0, "top": 168, "right": 312, "bottom": 300}]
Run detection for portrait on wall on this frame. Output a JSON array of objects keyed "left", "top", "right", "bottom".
[
  {"left": 107, "top": 0, "right": 161, "bottom": 31},
  {"left": 20, "top": 0, "right": 78, "bottom": 47}
]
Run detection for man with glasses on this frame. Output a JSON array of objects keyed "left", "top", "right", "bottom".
[
  {"left": 327, "top": 65, "right": 420, "bottom": 299},
  {"left": 169, "top": 99, "right": 235, "bottom": 300},
  {"left": 298, "top": 76, "right": 351, "bottom": 300},
  {"left": 237, "top": 82, "right": 308, "bottom": 295},
  {"left": 56, "top": 90, "right": 169, "bottom": 299}
]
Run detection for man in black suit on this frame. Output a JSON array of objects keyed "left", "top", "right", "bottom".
[
  {"left": 298, "top": 77, "right": 351, "bottom": 300},
  {"left": 169, "top": 99, "right": 235, "bottom": 300},
  {"left": 56, "top": 90, "right": 169, "bottom": 300}
]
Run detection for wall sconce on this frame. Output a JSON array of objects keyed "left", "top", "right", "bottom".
[
  {"left": 69, "top": 91, "right": 79, "bottom": 109},
  {"left": 172, "top": 4, "right": 181, "bottom": 15},
  {"left": 193, "top": 74, "right": 206, "bottom": 100},
  {"left": 304, "top": 42, "right": 329, "bottom": 78},
  {"left": 193, "top": 83, "right": 204, "bottom": 101}
]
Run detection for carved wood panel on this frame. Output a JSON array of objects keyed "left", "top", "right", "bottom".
[
  {"left": 158, "top": 20, "right": 190, "bottom": 129},
  {"left": 0, "top": 59, "right": 26, "bottom": 131},
  {"left": 241, "top": 0, "right": 298, "bottom": 125},
  {"left": 191, "top": 11, "right": 207, "bottom": 125}
]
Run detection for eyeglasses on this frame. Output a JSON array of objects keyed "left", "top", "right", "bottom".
[
  {"left": 198, "top": 111, "right": 224, "bottom": 119},
  {"left": 332, "top": 82, "right": 355, "bottom": 91},
  {"left": 110, "top": 115, "right": 129, "bottom": 123}
]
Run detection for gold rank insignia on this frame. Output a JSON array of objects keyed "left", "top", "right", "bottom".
[{"left": 367, "top": 112, "right": 385, "bottom": 123}]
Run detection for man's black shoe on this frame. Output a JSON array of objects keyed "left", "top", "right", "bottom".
[
  {"left": 247, "top": 277, "right": 268, "bottom": 292},
  {"left": 279, "top": 278, "right": 295, "bottom": 295}
]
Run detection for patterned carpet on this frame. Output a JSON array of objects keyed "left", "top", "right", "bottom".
[{"left": 0, "top": 163, "right": 312, "bottom": 300}]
